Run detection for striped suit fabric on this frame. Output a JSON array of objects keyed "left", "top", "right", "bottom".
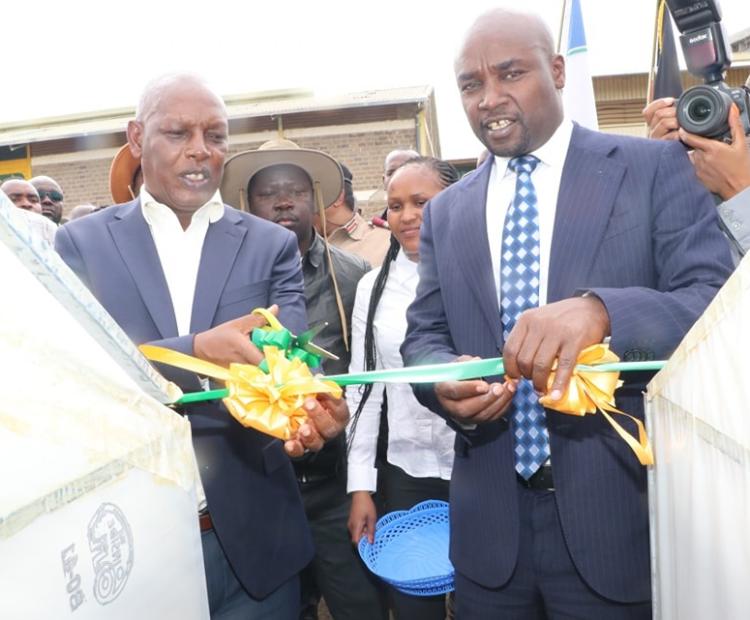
[{"left": 401, "top": 124, "right": 734, "bottom": 603}]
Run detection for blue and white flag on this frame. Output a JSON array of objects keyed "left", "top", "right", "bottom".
[{"left": 560, "top": 0, "right": 599, "bottom": 130}]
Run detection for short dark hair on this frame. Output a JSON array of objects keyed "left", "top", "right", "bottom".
[{"left": 340, "top": 163, "right": 355, "bottom": 211}]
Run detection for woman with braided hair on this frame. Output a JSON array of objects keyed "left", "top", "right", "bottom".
[{"left": 346, "top": 157, "right": 460, "bottom": 620}]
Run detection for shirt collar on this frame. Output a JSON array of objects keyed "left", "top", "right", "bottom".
[
  {"left": 342, "top": 212, "right": 359, "bottom": 235},
  {"left": 493, "top": 118, "right": 574, "bottom": 177},
  {"left": 332, "top": 212, "right": 367, "bottom": 241},
  {"left": 304, "top": 231, "right": 326, "bottom": 269},
  {"left": 140, "top": 187, "right": 224, "bottom": 228}
]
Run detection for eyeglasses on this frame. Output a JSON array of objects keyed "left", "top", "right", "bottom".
[{"left": 38, "top": 189, "right": 64, "bottom": 202}]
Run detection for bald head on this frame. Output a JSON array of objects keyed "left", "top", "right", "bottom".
[
  {"left": 69, "top": 204, "right": 98, "bottom": 220},
  {"left": 1, "top": 179, "right": 41, "bottom": 213},
  {"left": 384, "top": 149, "right": 420, "bottom": 188},
  {"left": 29, "top": 175, "right": 61, "bottom": 189},
  {"left": 135, "top": 73, "right": 226, "bottom": 123},
  {"left": 454, "top": 8, "right": 565, "bottom": 157},
  {"left": 456, "top": 9, "right": 555, "bottom": 70}
]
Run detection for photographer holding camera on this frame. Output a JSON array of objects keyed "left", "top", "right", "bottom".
[
  {"left": 644, "top": 0, "right": 750, "bottom": 259},
  {"left": 644, "top": 86, "right": 750, "bottom": 259}
]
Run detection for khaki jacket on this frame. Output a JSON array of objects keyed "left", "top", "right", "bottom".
[{"left": 327, "top": 212, "right": 391, "bottom": 267}]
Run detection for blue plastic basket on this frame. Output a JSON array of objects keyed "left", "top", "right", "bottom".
[{"left": 358, "top": 500, "right": 454, "bottom": 596}]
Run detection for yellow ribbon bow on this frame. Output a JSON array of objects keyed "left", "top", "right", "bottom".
[
  {"left": 538, "top": 344, "right": 654, "bottom": 465},
  {"left": 139, "top": 344, "right": 342, "bottom": 441}
]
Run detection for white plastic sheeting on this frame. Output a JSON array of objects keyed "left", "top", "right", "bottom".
[
  {"left": 0, "top": 205, "right": 208, "bottom": 618},
  {"left": 647, "top": 253, "right": 750, "bottom": 619}
]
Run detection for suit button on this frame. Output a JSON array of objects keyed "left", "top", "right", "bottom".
[{"left": 624, "top": 349, "right": 643, "bottom": 362}]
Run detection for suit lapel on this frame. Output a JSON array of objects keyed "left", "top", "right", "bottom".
[
  {"left": 548, "top": 126, "right": 625, "bottom": 302},
  {"left": 454, "top": 159, "right": 503, "bottom": 347},
  {"left": 190, "top": 207, "right": 246, "bottom": 333},
  {"left": 108, "top": 199, "right": 178, "bottom": 338}
]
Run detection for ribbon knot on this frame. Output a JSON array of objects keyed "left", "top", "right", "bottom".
[
  {"left": 139, "top": 343, "right": 341, "bottom": 441},
  {"left": 539, "top": 344, "right": 653, "bottom": 465}
]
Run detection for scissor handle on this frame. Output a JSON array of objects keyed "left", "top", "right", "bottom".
[{"left": 251, "top": 307, "right": 283, "bottom": 331}]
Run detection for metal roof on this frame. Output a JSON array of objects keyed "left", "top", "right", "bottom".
[
  {"left": 730, "top": 26, "right": 750, "bottom": 44},
  {"left": 0, "top": 85, "right": 433, "bottom": 147}
]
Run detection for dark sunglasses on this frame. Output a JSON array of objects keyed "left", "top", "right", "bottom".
[{"left": 38, "top": 189, "right": 64, "bottom": 202}]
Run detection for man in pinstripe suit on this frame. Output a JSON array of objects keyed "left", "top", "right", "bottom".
[{"left": 401, "top": 9, "right": 734, "bottom": 619}]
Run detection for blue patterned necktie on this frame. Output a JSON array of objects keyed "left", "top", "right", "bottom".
[{"left": 501, "top": 155, "right": 550, "bottom": 479}]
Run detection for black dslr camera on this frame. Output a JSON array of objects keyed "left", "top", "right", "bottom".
[{"left": 666, "top": 0, "right": 750, "bottom": 141}]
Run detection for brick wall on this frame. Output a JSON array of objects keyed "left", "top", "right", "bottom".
[
  {"left": 229, "top": 127, "right": 417, "bottom": 192},
  {"left": 32, "top": 125, "right": 417, "bottom": 218},
  {"left": 33, "top": 157, "right": 114, "bottom": 216}
]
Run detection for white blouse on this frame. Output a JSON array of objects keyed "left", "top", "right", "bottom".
[{"left": 346, "top": 249, "right": 455, "bottom": 493}]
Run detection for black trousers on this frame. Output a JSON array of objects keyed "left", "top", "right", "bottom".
[
  {"left": 382, "top": 461, "right": 451, "bottom": 620},
  {"left": 454, "top": 484, "right": 652, "bottom": 619},
  {"left": 298, "top": 474, "right": 387, "bottom": 620},
  {"left": 202, "top": 528, "right": 299, "bottom": 619}
]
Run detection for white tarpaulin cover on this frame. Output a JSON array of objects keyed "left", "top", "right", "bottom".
[
  {"left": 0, "top": 201, "right": 209, "bottom": 618},
  {"left": 647, "top": 253, "right": 750, "bottom": 619}
]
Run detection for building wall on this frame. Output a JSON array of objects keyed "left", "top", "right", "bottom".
[
  {"left": 229, "top": 126, "right": 417, "bottom": 190},
  {"left": 33, "top": 156, "right": 114, "bottom": 213},
  {"left": 31, "top": 123, "right": 417, "bottom": 217}
]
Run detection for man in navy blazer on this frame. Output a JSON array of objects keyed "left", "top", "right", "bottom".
[
  {"left": 56, "top": 74, "right": 347, "bottom": 619},
  {"left": 401, "top": 10, "right": 734, "bottom": 619}
]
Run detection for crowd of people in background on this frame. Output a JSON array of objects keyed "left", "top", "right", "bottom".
[{"left": 2, "top": 5, "right": 750, "bottom": 620}]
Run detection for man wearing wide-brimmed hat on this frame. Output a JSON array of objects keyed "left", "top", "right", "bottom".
[{"left": 223, "top": 139, "right": 386, "bottom": 620}]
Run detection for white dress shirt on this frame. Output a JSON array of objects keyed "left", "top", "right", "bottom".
[
  {"left": 346, "top": 249, "right": 455, "bottom": 493},
  {"left": 140, "top": 187, "right": 224, "bottom": 336},
  {"left": 141, "top": 188, "right": 222, "bottom": 512},
  {"left": 486, "top": 119, "right": 574, "bottom": 308}
]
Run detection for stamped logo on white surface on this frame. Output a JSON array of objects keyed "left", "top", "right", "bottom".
[
  {"left": 87, "top": 503, "right": 134, "bottom": 605},
  {"left": 59, "top": 502, "right": 135, "bottom": 612}
]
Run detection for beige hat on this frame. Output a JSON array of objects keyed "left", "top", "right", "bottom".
[
  {"left": 109, "top": 144, "right": 142, "bottom": 204},
  {"left": 221, "top": 138, "right": 343, "bottom": 211}
]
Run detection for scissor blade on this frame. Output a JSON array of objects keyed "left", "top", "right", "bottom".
[
  {"left": 304, "top": 341, "right": 340, "bottom": 361},
  {"left": 297, "top": 321, "right": 328, "bottom": 345}
]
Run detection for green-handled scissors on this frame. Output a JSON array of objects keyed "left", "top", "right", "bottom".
[
  {"left": 250, "top": 307, "right": 339, "bottom": 362},
  {"left": 296, "top": 321, "right": 339, "bottom": 361}
]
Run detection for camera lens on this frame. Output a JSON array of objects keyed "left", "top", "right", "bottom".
[
  {"left": 677, "top": 85, "right": 732, "bottom": 138},
  {"left": 687, "top": 97, "right": 713, "bottom": 123}
]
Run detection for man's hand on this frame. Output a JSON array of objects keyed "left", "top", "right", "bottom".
[
  {"left": 643, "top": 97, "right": 680, "bottom": 141},
  {"left": 284, "top": 393, "right": 349, "bottom": 457},
  {"left": 680, "top": 104, "right": 750, "bottom": 200},
  {"left": 193, "top": 305, "right": 279, "bottom": 367},
  {"left": 435, "top": 355, "right": 516, "bottom": 425},
  {"left": 503, "top": 296, "right": 610, "bottom": 400},
  {"left": 348, "top": 491, "right": 377, "bottom": 544}
]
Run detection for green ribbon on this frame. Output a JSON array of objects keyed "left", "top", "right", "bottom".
[
  {"left": 327, "top": 359, "right": 665, "bottom": 386},
  {"left": 328, "top": 357, "right": 505, "bottom": 386},
  {"left": 251, "top": 327, "right": 322, "bottom": 373},
  {"left": 174, "top": 357, "right": 665, "bottom": 406}
]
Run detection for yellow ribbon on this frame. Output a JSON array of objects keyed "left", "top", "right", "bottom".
[
  {"left": 139, "top": 339, "right": 652, "bottom": 462},
  {"left": 538, "top": 344, "right": 654, "bottom": 465},
  {"left": 139, "top": 344, "right": 342, "bottom": 440}
]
